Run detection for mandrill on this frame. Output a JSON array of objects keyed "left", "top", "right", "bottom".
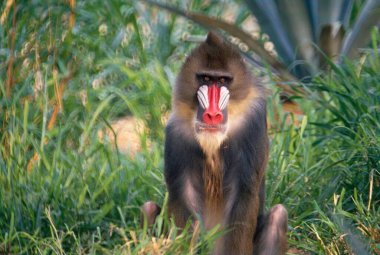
[{"left": 142, "top": 32, "right": 288, "bottom": 255}]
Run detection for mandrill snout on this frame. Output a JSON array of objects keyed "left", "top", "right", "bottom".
[{"left": 203, "top": 108, "right": 223, "bottom": 125}]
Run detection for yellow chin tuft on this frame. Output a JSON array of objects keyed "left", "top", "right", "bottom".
[{"left": 195, "top": 131, "right": 226, "bottom": 157}]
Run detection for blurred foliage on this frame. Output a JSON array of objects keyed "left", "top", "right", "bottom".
[{"left": 146, "top": 0, "right": 380, "bottom": 81}]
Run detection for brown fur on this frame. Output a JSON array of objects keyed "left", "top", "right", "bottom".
[{"left": 203, "top": 153, "right": 224, "bottom": 229}]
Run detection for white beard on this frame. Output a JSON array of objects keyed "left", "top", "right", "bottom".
[{"left": 195, "top": 131, "right": 227, "bottom": 157}]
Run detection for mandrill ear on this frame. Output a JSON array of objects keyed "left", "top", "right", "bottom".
[{"left": 206, "top": 31, "right": 224, "bottom": 46}]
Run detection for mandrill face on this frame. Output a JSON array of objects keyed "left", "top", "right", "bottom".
[{"left": 195, "top": 71, "right": 232, "bottom": 134}]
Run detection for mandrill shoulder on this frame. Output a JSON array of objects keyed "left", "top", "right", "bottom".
[
  {"left": 227, "top": 82, "right": 266, "bottom": 136},
  {"left": 165, "top": 113, "right": 198, "bottom": 144}
]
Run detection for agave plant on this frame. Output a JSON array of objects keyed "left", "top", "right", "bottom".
[{"left": 144, "top": 0, "right": 380, "bottom": 81}]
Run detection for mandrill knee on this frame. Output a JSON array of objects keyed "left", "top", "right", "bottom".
[
  {"left": 140, "top": 201, "right": 161, "bottom": 227},
  {"left": 253, "top": 204, "right": 288, "bottom": 255},
  {"left": 269, "top": 204, "right": 288, "bottom": 231}
]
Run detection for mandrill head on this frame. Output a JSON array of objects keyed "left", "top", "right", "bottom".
[{"left": 171, "top": 32, "right": 263, "bottom": 154}]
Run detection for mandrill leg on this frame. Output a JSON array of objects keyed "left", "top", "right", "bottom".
[
  {"left": 253, "top": 204, "right": 288, "bottom": 255},
  {"left": 140, "top": 202, "right": 288, "bottom": 254},
  {"left": 140, "top": 201, "right": 161, "bottom": 227}
]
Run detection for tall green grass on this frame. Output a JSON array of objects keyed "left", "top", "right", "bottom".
[
  {"left": 267, "top": 44, "right": 380, "bottom": 253},
  {"left": 1, "top": 1, "right": 379, "bottom": 254}
]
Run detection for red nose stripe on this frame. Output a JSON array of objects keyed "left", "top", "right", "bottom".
[{"left": 202, "top": 84, "right": 223, "bottom": 125}]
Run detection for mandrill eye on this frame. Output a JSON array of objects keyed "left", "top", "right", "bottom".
[
  {"left": 203, "top": 76, "right": 210, "bottom": 82},
  {"left": 219, "top": 77, "right": 225, "bottom": 84}
]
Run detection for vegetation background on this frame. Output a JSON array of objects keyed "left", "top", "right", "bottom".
[{"left": 0, "top": 0, "right": 379, "bottom": 254}]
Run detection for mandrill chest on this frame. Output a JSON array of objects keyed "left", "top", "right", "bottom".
[{"left": 184, "top": 145, "right": 227, "bottom": 230}]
